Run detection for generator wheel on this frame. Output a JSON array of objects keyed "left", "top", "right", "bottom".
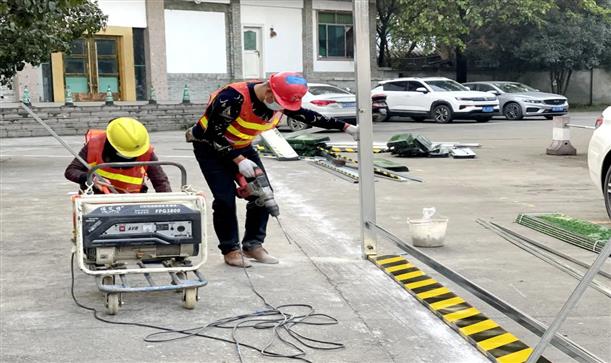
[
  {"left": 106, "top": 293, "right": 120, "bottom": 315},
  {"left": 183, "top": 288, "right": 197, "bottom": 310}
]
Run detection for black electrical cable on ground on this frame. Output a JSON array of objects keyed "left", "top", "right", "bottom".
[{"left": 70, "top": 227, "right": 344, "bottom": 363}]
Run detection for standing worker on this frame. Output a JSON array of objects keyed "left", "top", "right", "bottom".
[
  {"left": 186, "top": 72, "right": 359, "bottom": 267},
  {"left": 65, "top": 117, "right": 172, "bottom": 194}
]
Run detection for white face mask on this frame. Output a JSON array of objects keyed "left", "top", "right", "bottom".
[{"left": 264, "top": 99, "right": 283, "bottom": 111}]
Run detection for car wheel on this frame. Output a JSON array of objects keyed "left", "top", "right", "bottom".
[
  {"left": 374, "top": 112, "right": 390, "bottom": 122},
  {"left": 604, "top": 167, "right": 611, "bottom": 219},
  {"left": 432, "top": 104, "right": 453, "bottom": 123},
  {"left": 411, "top": 116, "right": 426, "bottom": 122},
  {"left": 476, "top": 117, "right": 491, "bottom": 123},
  {"left": 287, "top": 118, "right": 309, "bottom": 132},
  {"left": 503, "top": 102, "right": 523, "bottom": 120},
  {"left": 545, "top": 115, "right": 554, "bottom": 120}
]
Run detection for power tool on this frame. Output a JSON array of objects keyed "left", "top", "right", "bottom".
[{"left": 235, "top": 167, "right": 280, "bottom": 217}]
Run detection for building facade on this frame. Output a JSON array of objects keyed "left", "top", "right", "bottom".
[{"left": 1, "top": 0, "right": 379, "bottom": 104}]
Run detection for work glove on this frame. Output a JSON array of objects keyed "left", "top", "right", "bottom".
[
  {"left": 185, "top": 127, "right": 197, "bottom": 143},
  {"left": 86, "top": 174, "right": 113, "bottom": 194},
  {"left": 93, "top": 175, "right": 112, "bottom": 188},
  {"left": 344, "top": 124, "right": 359, "bottom": 141},
  {"left": 237, "top": 158, "right": 259, "bottom": 179}
]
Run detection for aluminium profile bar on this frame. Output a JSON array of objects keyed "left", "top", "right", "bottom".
[
  {"left": 353, "top": 0, "right": 377, "bottom": 258},
  {"left": 527, "top": 238, "right": 611, "bottom": 362}
]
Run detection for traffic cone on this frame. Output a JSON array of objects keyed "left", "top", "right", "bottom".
[
  {"left": 105, "top": 85, "right": 114, "bottom": 106},
  {"left": 65, "top": 86, "right": 74, "bottom": 107},
  {"left": 21, "top": 86, "right": 31, "bottom": 106},
  {"left": 149, "top": 86, "right": 157, "bottom": 105},
  {"left": 182, "top": 84, "right": 190, "bottom": 104}
]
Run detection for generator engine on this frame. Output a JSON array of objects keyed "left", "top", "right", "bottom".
[{"left": 81, "top": 201, "right": 202, "bottom": 265}]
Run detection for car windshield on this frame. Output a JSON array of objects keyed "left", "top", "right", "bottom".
[
  {"left": 493, "top": 83, "right": 537, "bottom": 93},
  {"left": 308, "top": 85, "right": 352, "bottom": 96},
  {"left": 424, "top": 80, "right": 469, "bottom": 92}
]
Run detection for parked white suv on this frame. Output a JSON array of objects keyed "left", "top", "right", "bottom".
[
  {"left": 371, "top": 77, "right": 499, "bottom": 123},
  {"left": 587, "top": 106, "right": 611, "bottom": 218}
]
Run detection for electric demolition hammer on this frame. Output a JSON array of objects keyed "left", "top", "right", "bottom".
[{"left": 235, "top": 167, "right": 280, "bottom": 217}]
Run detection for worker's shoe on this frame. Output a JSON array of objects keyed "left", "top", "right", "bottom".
[
  {"left": 224, "top": 250, "right": 252, "bottom": 268},
  {"left": 243, "top": 247, "right": 279, "bottom": 264}
]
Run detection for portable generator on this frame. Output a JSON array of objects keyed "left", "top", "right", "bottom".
[{"left": 72, "top": 161, "right": 207, "bottom": 315}]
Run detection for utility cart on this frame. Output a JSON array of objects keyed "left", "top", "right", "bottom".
[{"left": 72, "top": 161, "right": 207, "bottom": 315}]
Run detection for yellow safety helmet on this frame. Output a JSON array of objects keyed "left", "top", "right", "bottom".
[{"left": 105, "top": 117, "right": 150, "bottom": 158}]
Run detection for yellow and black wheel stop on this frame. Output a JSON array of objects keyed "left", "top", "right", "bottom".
[{"left": 371, "top": 255, "right": 551, "bottom": 363}]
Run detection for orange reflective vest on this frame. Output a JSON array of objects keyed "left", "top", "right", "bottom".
[
  {"left": 197, "top": 82, "right": 282, "bottom": 149},
  {"left": 85, "top": 129, "right": 153, "bottom": 193}
]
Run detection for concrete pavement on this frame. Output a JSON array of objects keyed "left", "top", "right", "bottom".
[{"left": 1, "top": 113, "right": 609, "bottom": 362}]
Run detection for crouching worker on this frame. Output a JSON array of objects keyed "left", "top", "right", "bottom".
[{"left": 64, "top": 117, "right": 171, "bottom": 194}]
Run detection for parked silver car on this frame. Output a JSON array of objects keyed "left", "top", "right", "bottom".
[
  {"left": 278, "top": 83, "right": 388, "bottom": 131},
  {"left": 463, "top": 81, "right": 568, "bottom": 120}
]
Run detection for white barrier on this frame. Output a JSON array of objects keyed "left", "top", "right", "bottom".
[{"left": 546, "top": 116, "right": 577, "bottom": 155}]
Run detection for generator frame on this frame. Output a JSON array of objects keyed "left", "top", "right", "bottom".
[{"left": 72, "top": 161, "right": 208, "bottom": 313}]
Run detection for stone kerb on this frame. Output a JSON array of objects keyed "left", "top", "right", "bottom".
[{"left": 0, "top": 103, "right": 206, "bottom": 138}]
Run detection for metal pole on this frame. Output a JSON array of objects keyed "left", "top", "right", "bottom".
[
  {"left": 20, "top": 103, "right": 119, "bottom": 194},
  {"left": 526, "top": 237, "right": 611, "bottom": 363},
  {"left": 20, "top": 103, "right": 89, "bottom": 167},
  {"left": 353, "top": 0, "right": 377, "bottom": 258}
]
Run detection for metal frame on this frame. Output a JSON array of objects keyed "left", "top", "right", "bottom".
[
  {"left": 353, "top": 0, "right": 377, "bottom": 258},
  {"left": 368, "top": 223, "right": 604, "bottom": 363},
  {"left": 87, "top": 161, "right": 188, "bottom": 188},
  {"left": 526, "top": 238, "right": 611, "bottom": 363},
  {"left": 351, "top": 2, "right": 609, "bottom": 361}
]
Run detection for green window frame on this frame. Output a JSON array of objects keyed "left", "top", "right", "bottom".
[{"left": 317, "top": 11, "right": 354, "bottom": 59}]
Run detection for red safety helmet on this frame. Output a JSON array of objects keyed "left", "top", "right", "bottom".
[{"left": 269, "top": 72, "right": 308, "bottom": 111}]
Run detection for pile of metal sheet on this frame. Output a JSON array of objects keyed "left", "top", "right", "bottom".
[
  {"left": 516, "top": 213, "right": 608, "bottom": 254},
  {"left": 387, "top": 133, "right": 476, "bottom": 159}
]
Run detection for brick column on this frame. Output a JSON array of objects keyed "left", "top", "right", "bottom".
[
  {"left": 229, "top": 0, "right": 242, "bottom": 81},
  {"left": 145, "top": 0, "right": 169, "bottom": 100},
  {"left": 302, "top": 0, "right": 314, "bottom": 79},
  {"left": 15, "top": 64, "right": 42, "bottom": 103}
]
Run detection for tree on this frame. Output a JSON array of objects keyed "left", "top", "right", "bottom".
[
  {"left": 376, "top": 0, "right": 400, "bottom": 67},
  {"left": 514, "top": 1, "right": 611, "bottom": 94},
  {"left": 0, "top": 0, "right": 107, "bottom": 85},
  {"left": 377, "top": 0, "right": 553, "bottom": 81},
  {"left": 375, "top": 0, "right": 447, "bottom": 68}
]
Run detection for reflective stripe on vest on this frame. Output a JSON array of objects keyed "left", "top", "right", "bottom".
[
  {"left": 198, "top": 115, "right": 208, "bottom": 129},
  {"left": 88, "top": 162, "right": 145, "bottom": 185},
  {"left": 199, "top": 82, "right": 282, "bottom": 149}
]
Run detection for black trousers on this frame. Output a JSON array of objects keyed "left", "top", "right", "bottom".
[{"left": 193, "top": 143, "right": 269, "bottom": 255}]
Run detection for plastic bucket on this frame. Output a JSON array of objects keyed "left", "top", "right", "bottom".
[{"left": 408, "top": 218, "right": 449, "bottom": 247}]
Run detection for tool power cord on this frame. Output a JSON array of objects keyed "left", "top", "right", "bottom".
[{"left": 70, "top": 221, "right": 344, "bottom": 363}]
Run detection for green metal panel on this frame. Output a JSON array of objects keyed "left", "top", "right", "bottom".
[
  {"left": 98, "top": 77, "right": 119, "bottom": 93},
  {"left": 65, "top": 76, "right": 89, "bottom": 93},
  {"left": 244, "top": 30, "right": 257, "bottom": 51}
]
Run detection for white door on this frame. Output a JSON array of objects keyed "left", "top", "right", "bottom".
[
  {"left": 243, "top": 27, "right": 262, "bottom": 79},
  {"left": 382, "top": 81, "right": 408, "bottom": 111},
  {"left": 407, "top": 81, "right": 431, "bottom": 112}
]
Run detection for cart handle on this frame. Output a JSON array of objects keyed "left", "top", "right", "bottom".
[{"left": 87, "top": 161, "right": 188, "bottom": 189}]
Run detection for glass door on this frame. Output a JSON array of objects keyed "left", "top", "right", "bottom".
[{"left": 64, "top": 37, "right": 120, "bottom": 101}]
